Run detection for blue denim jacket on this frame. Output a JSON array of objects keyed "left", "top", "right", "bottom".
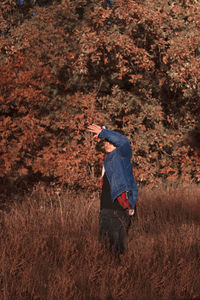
[{"left": 98, "top": 128, "right": 138, "bottom": 209}]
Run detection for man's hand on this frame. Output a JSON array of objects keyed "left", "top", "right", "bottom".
[
  {"left": 129, "top": 209, "right": 135, "bottom": 216},
  {"left": 87, "top": 124, "right": 102, "bottom": 138}
]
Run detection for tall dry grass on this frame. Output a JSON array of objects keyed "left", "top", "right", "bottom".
[{"left": 0, "top": 183, "right": 200, "bottom": 300}]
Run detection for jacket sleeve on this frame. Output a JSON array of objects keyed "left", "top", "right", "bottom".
[
  {"left": 98, "top": 128, "right": 132, "bottom": 158},
  {"left": 128, "top": 184, "right": 138, "bottom": 209}
]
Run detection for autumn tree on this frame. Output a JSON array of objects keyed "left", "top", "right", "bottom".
[{"left": 0, "top": 0, "right": 199, "bottom": 200}]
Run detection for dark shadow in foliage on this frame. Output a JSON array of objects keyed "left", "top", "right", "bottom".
[
  {"left": 0, "top": 173, "right": 57, "bottom": 209},
  {"left": 156, "top": 79, "right": 200, "bottom": 124},
  {"left": 184, "top": 124, "right": 200, "bottom": 154},
  {"left": 37, "top": 0, "right": 61, "bottom": 6},
  {"left": 76, "top": 5, "right": 86, "bottom": 20},
  {"left": 157, "top": 81, "right": 184, "bottom": 118},
  {"left": 17, "top": 0, "right": 61, "bottom": 7}
]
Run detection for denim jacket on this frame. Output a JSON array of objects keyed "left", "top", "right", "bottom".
[{"left": 98, "top": 128, "right": 138, "bottom": 209}]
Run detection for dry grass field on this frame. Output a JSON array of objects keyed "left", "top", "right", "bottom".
[{"left": 0, "top": 183, "right": 200, "bottom": 300}]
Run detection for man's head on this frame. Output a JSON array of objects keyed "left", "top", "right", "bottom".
[
  {"left": 104, "top": 140, "right": 116, "bottom": 153},
  {"left": 103, "top": 129, "right": 124, "bottom": 153}
]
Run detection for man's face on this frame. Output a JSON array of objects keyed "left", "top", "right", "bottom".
[{"left": 104, "top": 141, "right": 116, "bottom": 153}]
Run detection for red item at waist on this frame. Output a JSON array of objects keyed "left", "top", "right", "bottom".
[{"left": 117, "top": 192, "right": 130, "bottom": 209}]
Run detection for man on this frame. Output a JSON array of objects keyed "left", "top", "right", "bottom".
[{"left": 88, "top": 124, "right": 138, "bottom": 259}]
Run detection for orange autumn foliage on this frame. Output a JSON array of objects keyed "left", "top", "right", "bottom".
[{"left": 0, "top": 0, "right": 199, "bottom": 198}]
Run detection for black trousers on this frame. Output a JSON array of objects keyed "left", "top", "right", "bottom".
[{"left": 99, "top": 208, "right": 131, "bottom": 256}]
